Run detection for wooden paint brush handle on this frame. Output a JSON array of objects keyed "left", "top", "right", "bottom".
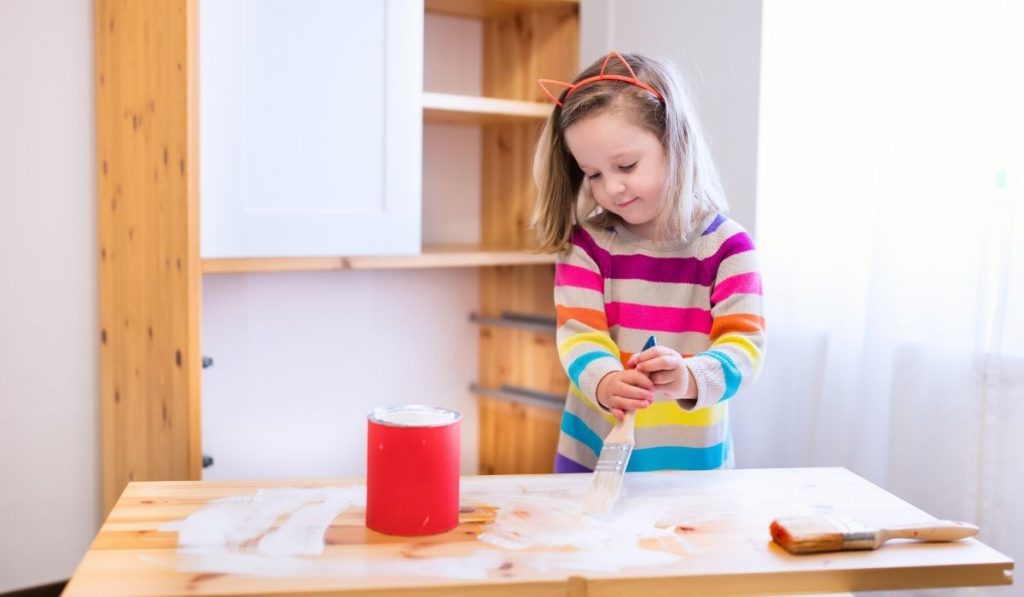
[
  {"left": 604, "top": 410, "right": 636, "bottom": 445},
  {"left": 879, "top": 520, "right": 979, "bottom": 542}
]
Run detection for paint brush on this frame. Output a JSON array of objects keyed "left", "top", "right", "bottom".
[
  {"left": 583, "top": 335, "right": 657, "bottom": 515},
  {"left": 770, "top": 515, "right": 979, "bottom": 555}
]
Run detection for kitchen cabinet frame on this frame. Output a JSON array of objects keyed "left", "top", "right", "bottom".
[
  {"left": 96, "top": 0, "right": 577, "bottom": 514},
  {"left": 96, "top": 0, "right": 202, "bottom": 513}
]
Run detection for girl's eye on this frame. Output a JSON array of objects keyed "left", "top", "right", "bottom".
[
  {"left": 619, "top": 162, "right": 637, "bottom": 172},
  {"left": 587, "top": 172, "right": 602, "bottom": 180}
]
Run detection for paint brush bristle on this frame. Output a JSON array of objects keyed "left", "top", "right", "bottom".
[
  {"left": 770, "top": 515, "right": 980, "bottom": 555},
  {"left": 770, "top": 517, "right": 847, "bottom": 554},
  {"left": 583, "top": 441, "right": 633, "bottom": 514},
  {"left": 583, "top": 336, "right": 655, "bottom": 515}
]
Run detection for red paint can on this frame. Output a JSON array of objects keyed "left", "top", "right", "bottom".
[{"left": 366, "top": 405, "right": 461, "bottom": 536}]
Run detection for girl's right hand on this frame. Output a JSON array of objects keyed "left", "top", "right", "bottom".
[{"left": 595, "top": 370, "right": 655, "bottom": 420}]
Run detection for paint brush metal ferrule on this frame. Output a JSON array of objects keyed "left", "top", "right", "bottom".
[
  {"left": 840, "top": 531, "right": 878, "bottom": 550},
  {"left": 827, "top": 515, "right": 877, "bottom": 550},
  {"left": 594, "top": 443, "right": 632, "bottom": 472}
]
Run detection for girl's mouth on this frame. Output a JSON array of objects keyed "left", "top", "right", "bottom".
[{"left": 616, "top": 197, "right": 639, "bottom": 208}]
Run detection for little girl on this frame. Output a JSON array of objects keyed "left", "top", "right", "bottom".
[{"left": 534, "top": 51, "right": 766, "bottom": 472}]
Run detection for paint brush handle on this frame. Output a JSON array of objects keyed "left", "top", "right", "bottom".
[
  {"left": 599, "top": 335, "right": 651, "bottom": 447},
  {"left": 879, "top": 520, "right": 979, "bottom": 543},
  {"left": 604, "top": 409, "right": 636, "bottom": 445}
]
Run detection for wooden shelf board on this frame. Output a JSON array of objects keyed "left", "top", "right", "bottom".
[
  {"left": 426, "top": 0, "right": 577, "bottom": 19},
  {"left": 202, "top": 246, "right": 555, "bottom": 274},
  {"left": 423, "top": 92, "right": 551, "bottom": 124}
]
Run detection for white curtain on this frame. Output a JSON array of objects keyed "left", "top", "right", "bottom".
[{"left": 734, "top": 1, "right": 1023, "bottom": 593}]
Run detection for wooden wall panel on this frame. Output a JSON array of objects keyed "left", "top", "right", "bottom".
[
  {"left": 479, "top": 265, "right": 561, "bottom": 393},
  {"left": 96, "top": 0, "right": 201, "bottom": 513},
  {"left": 483, "top": 7, "right": 579, "bottom": 102},
  {"left": 481, "top": 7, "right": 578, "bottom": 251},
  {"left": 481, "top": 122, "right": 544, "bottom": 251},
  {"left": 477, "top": 397, "right": 563, "bottom": 474},
  {"left": 478, "top": 7, "right": 578, "bottom": 474}
]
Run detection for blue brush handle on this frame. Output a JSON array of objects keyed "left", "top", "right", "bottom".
[{"left": 642, "top": 335, "right": 657, "bottom": 351}]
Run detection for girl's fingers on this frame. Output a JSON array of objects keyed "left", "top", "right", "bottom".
[
  {"left": 650, "top": 371, "right": 677, "bottom": 385},
  {"left": 636, "top": 356, "right": 667, "bottom": 372},
  {"left": 628, "top": 347, "right": 657, "bottom": 368},
  {"left": 617, "top": 383, "right": 653, "bottom": 400},
  {"left": 611, "top": 407, "right": 625, "bottom": 420},
  {"left": 629, "top": 346, "right": 662, "bottom": 365},
  {"left": 636, "top": 356, "right": 682, "bottom": 374},
  {"left": 622, "top": 369, "right": 655, "bottom": 390},
  {"left": 612, "top": 394, "right": 652, "bottom": 410}
]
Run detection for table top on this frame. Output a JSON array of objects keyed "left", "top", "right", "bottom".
[{"left": 63, "top": 467, "right": 1013, "bottom": 596}]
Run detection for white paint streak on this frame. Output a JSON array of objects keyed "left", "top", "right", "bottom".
[
  {"left": 161, "top": 475, "right": 700, "bottom": 582},
  {"left": 373, "top": 406, "right": 458, "bottom": 426},
  {"left": 257, "top": 490, "right": 359, "bottom": 557},
  {"left": 162, "top": 487, "right": 362, "bottom": 557},
  {"left": 474, "top": 492, "right": 684, "bottom": 571}
]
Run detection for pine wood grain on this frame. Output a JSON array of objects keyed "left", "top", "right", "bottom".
[
  {"left": 63, "top": 469, "right": 1014, "bottom": 596},
  {"left": 426, "top": 0, "right": 578, "bottom": 19},
  {"left": 477, "top": 5, "right": 578, "bottom": 475},
  {"left": 423, "top": 92, "right": 551, "bottom": 124},
  {"left": 96, "top": 0, "right": 201, "bottom": 515},
  {"left": 201, "top": 247, "right": 556, "bottom": 274}
]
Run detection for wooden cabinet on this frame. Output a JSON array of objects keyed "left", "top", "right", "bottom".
[
  {"left": 199, "top": 0, "right": 423, "bottom": 258},
  {"left": 97, "top": 0, "right": 203, "bottom": 513},
  {"left": 422, "top": 0, "right": 578, "bottom": 474},
  {"left": 97, "top": 0, "right": 579, "bottom": 513}
]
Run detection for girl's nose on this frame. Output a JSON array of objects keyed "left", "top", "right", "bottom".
[{"left": 604, "top": 176, "right": 626, "bottom": 197}]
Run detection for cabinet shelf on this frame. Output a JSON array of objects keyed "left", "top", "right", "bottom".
[
  {"left": 423, "top": 92, "right": 551, "bottom": 124},
  {"left": 426, "top": 0, "right": 577, "bottom": 19},
  {"left": 201, "top": 245, "right": 554, "bottom": 274}
]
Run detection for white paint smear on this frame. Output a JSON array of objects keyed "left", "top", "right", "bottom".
[
  {"left": 371, "top": 406, "right": 458, "bottom": 426},
  {"left": 162, "top": 487, "right": 362, "bottom": 557},
  {"left": 161, "top": 476, "right": 699, "bottom": 582},
  {"left": 475, "top": 492, "right": 683, "bottom": 570}
]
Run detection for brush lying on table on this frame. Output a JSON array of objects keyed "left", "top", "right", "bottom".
[
  {"left": 770, "top": 515, "right": 979, "bottom": 554},
  {"left": 583, "top": 335, "right": 656, "bottom": 515}
]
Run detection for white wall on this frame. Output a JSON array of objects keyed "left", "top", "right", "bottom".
[
  {"left": 422, "top": 13, "right": 482, "bottom": 245},
  {"left": 200, "top": 13, "right": 484, "bottom": 480},
  {"left": 0, "top": 0, "right": 100, "bottom": 591},
  {"left": 580, "top": 0, "right": 763, "bottom": 235}
]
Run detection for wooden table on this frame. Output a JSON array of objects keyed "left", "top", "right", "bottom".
[{"left": 64, "top": 467, "right": 1013, "bottom": 596}]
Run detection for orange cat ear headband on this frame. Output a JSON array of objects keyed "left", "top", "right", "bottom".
[{"left": 537, "top": 50, "right": 665, "bottom": 108}]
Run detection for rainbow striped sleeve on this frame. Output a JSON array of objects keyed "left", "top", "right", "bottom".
[
  {"left": 554, "top": 227, "right": 622, "bottom": 409},
  {"left": 684, "top": 226, "right": 766, "bottom": 409}
]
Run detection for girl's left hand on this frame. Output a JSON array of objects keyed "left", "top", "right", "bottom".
[{"left": 627, "top": 346, "right": 696, "bottom": 400}]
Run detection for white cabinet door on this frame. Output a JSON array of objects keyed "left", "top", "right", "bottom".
[{"left": 200, "top": 0, "right": 422, "bottom": 257}]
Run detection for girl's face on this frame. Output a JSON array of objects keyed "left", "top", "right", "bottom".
[{"left": 564, "top": 109, "right": 669, "bottom": 240}]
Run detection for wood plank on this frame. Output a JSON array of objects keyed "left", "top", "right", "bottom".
[
  {"left": 424, "top": 92, "right": 551, "bottom": 124},
  {"left": 478, "top": 397, "right": 562, "bottom": 474},
  {"left": 201, "top": 246, "right": 555, "bottom": 274},
  {"left": 478, "top": 265, "right": 564, "bottom": 474},
  {"left": 63, "top": 469, "right": 1016, "bottom": 596},
  {"left": 480, "top": 7, "right": 578, "bottom": 250},
  {"left": 481, "top": 122, "right": 547, "bottom": 250},
  {"left": 347, "top": 246, "right": 553, "bottom": 270},
  {"left": 97, "top": 0, "right": 201, "bottom": 514},
  {"left": 476, "top": 6, "right": 578, "bottom": 475},
  {"left": 483, "top": 7, "right": 579, "bottom": 103},
  {"left": 426, "top": 0, "right": 577, "bottom": 19}
]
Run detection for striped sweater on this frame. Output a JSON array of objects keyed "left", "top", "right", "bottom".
[{"left": 554, "top": 212, "right": 766, "bottom": 472}]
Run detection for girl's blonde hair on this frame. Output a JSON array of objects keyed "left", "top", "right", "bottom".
[{"left": 532, "top": 52, "right": 727, "bottom": 253}]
